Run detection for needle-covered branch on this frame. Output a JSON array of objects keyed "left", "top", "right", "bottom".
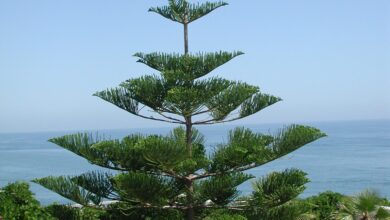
[
  {"left": 247, "top": 169, "right": 310, "bottom": 220},
  {"left": 194, "top": 92, "right": 282, "bottom": 124},
  {"left": 94, "top": 87, "right": 184, "bottom": 124},
  {"left": 33, "top": 175, "right": 106, "bottom": 207},
  {"left": 134, "top": 51, "right": 243, "bottom": 81},
  {"left": 97, "top": 75, "right": 280, "bottom": 124},
  {"left": 208, "top": 125, "right": 326, "bottom": 173}
]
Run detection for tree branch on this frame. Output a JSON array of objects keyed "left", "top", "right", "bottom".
[
  {"left": 155, "top": 111, "right": 185, "bottom": 123},
  {"left": 192, "top": 115, "right": 242, "bottom": 125},
  {"left": 136, "top": 112, "right": 184, "bottom": 124},
  {"left": 191, "top": 163, "right": 257, "bottom": 180}
]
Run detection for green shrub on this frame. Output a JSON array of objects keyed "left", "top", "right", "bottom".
[
  {"left": 204, "top": 213, "right": 247, "bottom": 220},
  {"left": 100, "top": 203, "right": 183, "bottom": 220},
  {"left": 380, "top": 198, "right": 390, "bottom": 206},
  {"left": 44, "top": 204, "right": 105, "bottom": 220},
  {"left": 201, "top": 209, "right": 247, "bottom": 220},
  {"left": 45, "top": 204, "right": 79, "bottom": 220},
  {"left": 0, "top": 182, "right": 55, "bottom": 220},
  {"left": 305, "top": 191, "right": 344, "bottom": 219},
  {"left": 45, "top": 204, "right": 105, "bottom": 220}
]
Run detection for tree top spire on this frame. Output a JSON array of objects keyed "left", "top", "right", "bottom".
[{"left": 149, "top": 0, "right": 228, "bottom": 24}]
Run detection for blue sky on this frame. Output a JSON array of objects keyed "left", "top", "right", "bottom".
[{"left": 0, "top": 0, "right": 389, "bottom": 133}]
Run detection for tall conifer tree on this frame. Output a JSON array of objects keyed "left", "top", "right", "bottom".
[{"left": 35, "top": 1, "right": 326, "bottom": 219}]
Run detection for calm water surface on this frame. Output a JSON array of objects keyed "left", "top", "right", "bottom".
[{"left": 0, "top": 120, "right": 389, "bottom": 205}]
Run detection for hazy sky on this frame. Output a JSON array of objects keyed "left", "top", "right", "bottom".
[{"left": 0, "top": 0, "right": 389, "bottom": 133}]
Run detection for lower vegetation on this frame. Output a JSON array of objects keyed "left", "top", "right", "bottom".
[{"left": 1, "top": 182, "right": 389, "bottom": 220}]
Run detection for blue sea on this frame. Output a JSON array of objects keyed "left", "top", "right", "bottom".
[{"left": 0, "top": 120, "right": 389, "bottom": 205}]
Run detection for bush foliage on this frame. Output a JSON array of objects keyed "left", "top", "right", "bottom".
[
  {"left": 0, "top": 182, "right": 54, "bottom": 220},
  {"left": 305, "top": 191, "right": 344, "bottom": 220}
]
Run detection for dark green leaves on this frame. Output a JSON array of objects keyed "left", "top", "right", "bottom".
[
  {"left": 113, "top": 172, "right": 176, "bottom": 205},
  {"left": 91, "top": 135, "right": 147, "bottom": 171},
  {"left": 49, "top": 133, "right": 109, "bottom": 168},
  {"left": 71, "top": 171, "right": 115, "bottom": 200},
  {"left": 0, "top": 182, "right": 55, "bottom": 220},
  {"left": 170, "top": 126, "right": 205, "bottom": 146},
  {"left": 210, "top": 127, "right": 274, "bottom": 172},
  {"left": 205, "top": 83, "right": 259, "bottom": 121},
  {"left": 94, "top": 88, "right": 139, "bottom": 115},
  {"left": 239, "top": 93, "right": 282, "bottom": 119},
  {"left": 251, "top": 169, "right": 308, "bottom": 208},
  {"left": 248, "top": 169, "right": 309, "bottom": 220},
  {"left": 141, "top": 135, "right": 188, "bottom": 171},
  {"left": 270, "top": 124, "right": 326, "bottom": 157},
  {"left": 164, "top": 77, "right": 232, "bottom": 115},
  {"left": 34, "top": 172, "right": 115, "bottom": 206},
  {"left": 96, "top": 50, "right": 279, "bottom": 121},
  {"left": 169, "top": 127, "right": 210, "bottom": 174},
  {"left": 120, "top": 75, "right": 166, "bottom": 110},
  {"left": 134, "top": 51, "right": 243, "bottom": 81},
  {"left": 204, "top": 212, "right": 247, "bottom": 220},
  {"left": 210, "top": 125, "right": 326, "bottom": 172},
  {"left": 205, "top": 90, "right": 282, "bottom": 123},
  {"left": 149, "top": 0, "right": 228, "bottom": 24},
  {"left": 95, "top": 73, "right": 280, "bottom": 121},
  {"left": 197, "top": 172, "right": 253, "bottom": 205},
  {"left": 33, "top": 176, "right": 101, "bottom": 206},
  {"left": 48, "top": 127, "right": 209, "bottom": 175}
]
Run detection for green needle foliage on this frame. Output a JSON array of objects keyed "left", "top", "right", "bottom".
[{"left": 34, "top": 1, "right": 326, "bottom": 219}]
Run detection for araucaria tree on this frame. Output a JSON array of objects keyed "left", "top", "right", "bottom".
[{"left": 34, "top": 1, "right": 326, "bottom": 219}]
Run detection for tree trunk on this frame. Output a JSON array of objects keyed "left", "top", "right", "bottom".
[
  {"left": 184, "top": 23, "right": 189, "bottom": 55},
  {"left": 185, "top": 117, "right": 192, "bottom": 158},
  {"left": 185, "top": 179, "right": 195, "bottom": 220},
  {"left": 184, "top": 8, "right": 192, "bottom": 219},
  {"left": 185, "top": 117, "right": 194, "bottom": 220}
]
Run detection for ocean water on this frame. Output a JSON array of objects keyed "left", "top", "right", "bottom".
[{"left": 0, "top": 120, "right": 389, "bottom": 205}]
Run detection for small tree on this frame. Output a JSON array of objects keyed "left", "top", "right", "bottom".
[
  {"left": 334, "top": 190, "right": 390, "bottom": 220},
  {"left": 34, "top": 1, "right": 325, "bottom": 219}
]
